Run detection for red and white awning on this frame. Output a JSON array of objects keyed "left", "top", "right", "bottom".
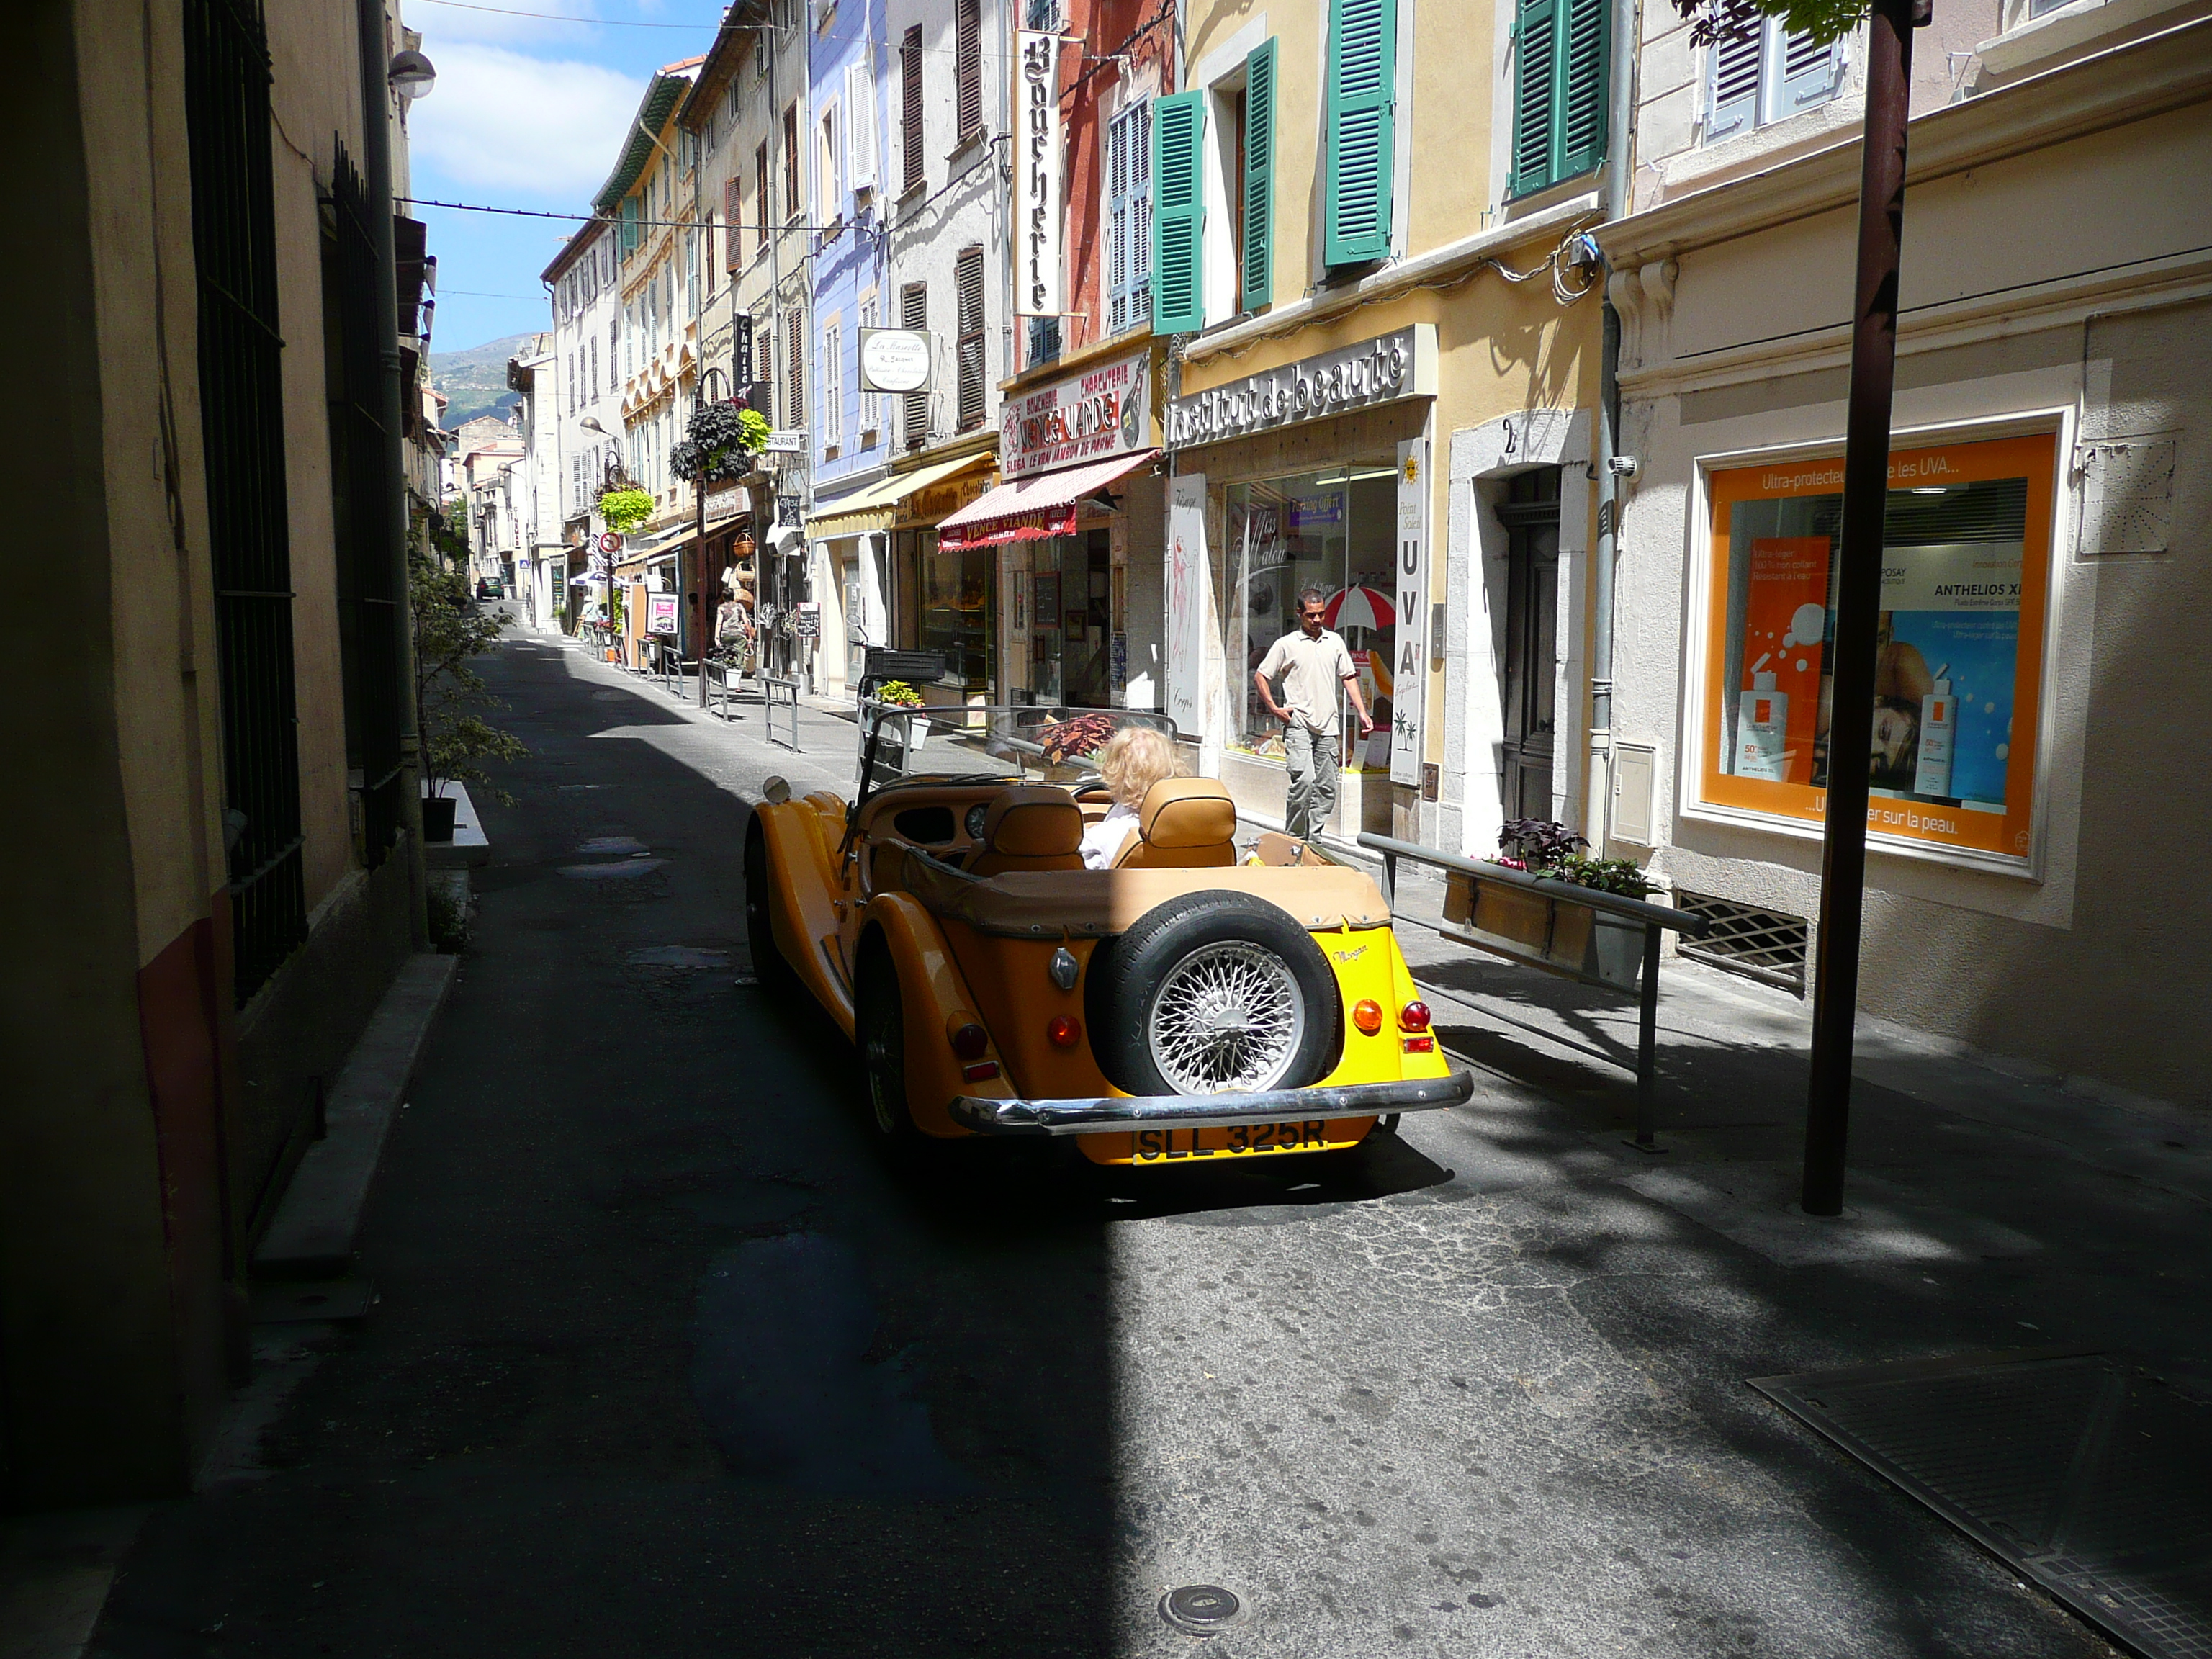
[{"left": 934, "top": 450, "right": 1160, "bottom": 551}]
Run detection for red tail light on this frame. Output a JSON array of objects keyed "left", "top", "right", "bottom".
[
  {"left": 961, "top": 1060, "right": 1001, "bottom": 1082},
  {"left": 1401, "top": 1035, "right": 1435, "bottom": 1054},
  {"left": 1398, "top": 1001, "right": 1431, "bottom": 1033},
  {"left": 1352, "top": 999, "right": 1384, "bottom": 1036},
  {"left": 950, "top": 1022, "right": 989, "bottom": 1061},
  {"left": 1047, "top": 1015, "right": 1082, "bottom": 1048}
]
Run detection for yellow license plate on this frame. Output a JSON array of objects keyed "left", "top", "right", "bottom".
[{"left": 1120, "top": 1118, "right": 1372, "bottom": 1164}]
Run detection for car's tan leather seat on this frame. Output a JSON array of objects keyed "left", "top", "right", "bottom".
[
  {"left": 968, "top": 786, "right": 1085, "bottom": 877},
  {"left": 1112, "top": 778, "right": 1238, "bottom": 869}
]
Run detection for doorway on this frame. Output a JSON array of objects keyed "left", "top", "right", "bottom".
[{"left": 1497, "top": 469, "right": 1560, "bottom": 823}]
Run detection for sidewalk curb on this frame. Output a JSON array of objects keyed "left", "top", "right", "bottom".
[
  {"left": 0, "top": 1506, "right": 149, "bottom": 1659},
  {"left": 252, "top": 953, "right": 459, "bottom": 1279}
]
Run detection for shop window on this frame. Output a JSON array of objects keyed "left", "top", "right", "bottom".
[
  {"left": 1704, "top": 18, "right": 1845, "bottom": 145},
  {"left": 1226, "top": 461, "right": 1400, "bottom": 768},
  {"left": 1699, "top": 431, "right": 2058, "bottom": 866},
  {"left": 922, "top": 534, "right": 994, "bottom": 690},
  {"left": 1508, "top": 0, "right": 1606, "bottom": 197}
]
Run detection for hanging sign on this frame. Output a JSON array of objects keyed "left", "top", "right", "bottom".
[
  {"left": 733, "top": 312, "right": 755, "bottom": 387},
  {"left": 1390, "top": 438, "right": 1429, "bottom": 788},
  {"left": 859, "top": 328, "right": 931, "bottom": 394},
  {"left": 1001, "top": 351, "right": 1148, "bottom": 478},
  {"left": 1164, "top": 325, "right": 1438, "bottom": 449},
  {"left": 1166, "top": 472, "right": 1209, "bottom": 734},
  {"left": 1014, "top": 30, "right": 1064, "bottom": 319}
]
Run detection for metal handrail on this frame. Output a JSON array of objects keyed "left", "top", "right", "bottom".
[
  {"left": 1357, "top": 831, "right": 1709, "bottom": 1151},
  {"left": 762, "top": 675, "right": 801, "bottom": 751}
]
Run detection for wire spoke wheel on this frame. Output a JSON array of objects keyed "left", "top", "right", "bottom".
[{"left": 1145, "top": 941, "right": 1308, "bottom": 1094}]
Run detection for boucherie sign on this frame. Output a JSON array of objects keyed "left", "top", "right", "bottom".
[
  {"left": 1164, "top": 325, "right": 1437, "bottom": 449},
  {"left": 1001, "top": 352, "right": 1151, "bottom": 479}
]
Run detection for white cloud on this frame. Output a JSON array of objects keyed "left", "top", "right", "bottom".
[{"left": 409, "top": 44, "right": 643, "bottom": 200}]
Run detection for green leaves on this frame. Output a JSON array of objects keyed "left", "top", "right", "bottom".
[
  {"left": 671, "top": 400, "right": 773, "bottom": 483},
  {"left": 598, "top": 488, "right": 655, "bottom": 534},
  {"left": 410, "top": 544, "right": 526, "bottom": 805},
  {"left": 1672, "top": 0, "right": 1866, "bottom": 47}
]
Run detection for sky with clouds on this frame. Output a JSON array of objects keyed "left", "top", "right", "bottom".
[{"left": 402, "top": 0, "right": 726, "bottom": 354}]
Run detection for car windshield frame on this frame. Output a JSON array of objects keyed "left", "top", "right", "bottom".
[{"left": 850, "top": 704, "right": 1183, "bottom": 821}]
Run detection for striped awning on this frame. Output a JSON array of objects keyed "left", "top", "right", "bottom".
[
  {"left": 807, "top": 451, "right": 994, "bottom": 539},
  {"left": 934, "top": 451, "right": 1159, "bottom": 552}
]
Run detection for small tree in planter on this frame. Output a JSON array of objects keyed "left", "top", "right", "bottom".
[{"left": 410, "top": 543, "right": 526, "bottom": 839}]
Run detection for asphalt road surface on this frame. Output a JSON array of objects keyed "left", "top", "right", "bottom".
[{"left": 87, "top": 623, "right": 2119, "bottom": 1659}]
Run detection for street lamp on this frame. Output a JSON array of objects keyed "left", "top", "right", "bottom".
[{"left": 388, "top": 50, "right": 436, "bottom": 101}]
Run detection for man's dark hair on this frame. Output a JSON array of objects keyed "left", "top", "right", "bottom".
[{"left": 1297, "top": 587, "right": 1327, "bottom": 611}]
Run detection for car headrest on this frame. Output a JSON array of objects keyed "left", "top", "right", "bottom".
[
  {"left": 982, "top": 786, "right": 1084, "bottom": 857},
  {"left": 1139, "top": 778, "right": 1237, "bottom": 849}
]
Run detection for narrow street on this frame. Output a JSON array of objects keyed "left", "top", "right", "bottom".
[{"left": 86, "top": 626, "right": 2150, "bottom": 1658}]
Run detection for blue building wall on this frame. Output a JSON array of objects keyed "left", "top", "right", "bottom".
[{"left": 809, "top": 0, "right": 889, "bottom": 504}]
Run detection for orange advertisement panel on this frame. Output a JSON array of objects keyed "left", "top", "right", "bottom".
[{"left": 1702, "top": 432, "right": 2056, "bottom": 861}]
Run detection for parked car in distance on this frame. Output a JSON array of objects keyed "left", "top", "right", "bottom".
[{"left": 745, "top": 705, "right": 1473, "bottom": 1166}]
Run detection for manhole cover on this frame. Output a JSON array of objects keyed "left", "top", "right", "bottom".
[
  {"left": 1159, "top": 1585, "right": 1242, "bottom": 1636},
  {"left": 1752, "top": 1348, "right": 2212, "bottom": 1658}
]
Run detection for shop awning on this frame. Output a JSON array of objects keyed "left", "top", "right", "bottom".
[
  {"left": 806, "top": 451, "right": 994, "bottom": 539},
  {"left": 934, "top": 450, "right": 1159, "bottom": 552}
]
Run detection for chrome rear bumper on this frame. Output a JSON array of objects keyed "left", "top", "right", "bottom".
[{"left": 948, "top": 1070, "right": 1474, "bottom": 1137}]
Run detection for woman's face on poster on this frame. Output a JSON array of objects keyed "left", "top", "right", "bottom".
[{"left": 1871, "top": 701, "right": 1920, "bottom": 782}]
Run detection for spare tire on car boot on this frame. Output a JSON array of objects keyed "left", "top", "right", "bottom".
[{"left": 1089, "top": 891, "right": 1342, "bottom": 1097}]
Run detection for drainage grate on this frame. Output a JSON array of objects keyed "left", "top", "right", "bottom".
[
  {"left": 1752, "top": 1348, "right": 2212, "bottom": 1659},
  {"left": 1673, "top": 889, "right": 1809, "bottom": 992}
]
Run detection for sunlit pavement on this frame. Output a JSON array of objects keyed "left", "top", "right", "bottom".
[{"left": 86, "top": 617, "right": 2202, "bottom": 1658}]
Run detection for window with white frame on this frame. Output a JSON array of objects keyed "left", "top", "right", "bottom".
[
  {"left": 822, "top": 319, "right": 842, "bottom": 453},
  {"left": 1105, "top": 98, "right": 1152, "bottom": 336},
  {"left": 819, "top": 100, "right": 842, "bottom": 221},
  {"left": 858, "top": 294, "right": 880, "bottom": 439},
  {"left": 1705, "top": 19, "right": 1846, "bottom": 144},
  {"left": 845, "top": 60, "right": 877, "bottom": 199}
]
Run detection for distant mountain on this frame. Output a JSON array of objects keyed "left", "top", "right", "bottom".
[{"left": 429, "top": 332, "right": 540, "bottom": 428}]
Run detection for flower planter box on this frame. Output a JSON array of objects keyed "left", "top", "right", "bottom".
[{"left": 1444, "top": 869, "right": 1647, "bottom": 993}]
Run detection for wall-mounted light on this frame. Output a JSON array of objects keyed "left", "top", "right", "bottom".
[{"left": 389, "top": 50, "right": 437, "bottom": 102}]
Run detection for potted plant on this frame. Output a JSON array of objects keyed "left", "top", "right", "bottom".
[
  {"left": 1443, "top": 818, "right": 1658, "bottom": 991},
  {"left": 871, "top": 678, "right": 927, "bottom": 749},
  {"left": 410, "top": 543, "right": 526, "bottom": 840}
]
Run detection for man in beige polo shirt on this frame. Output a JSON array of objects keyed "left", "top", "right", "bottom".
[{"left": 1254, "top": 588, "right": 1375, "bottom": 842}]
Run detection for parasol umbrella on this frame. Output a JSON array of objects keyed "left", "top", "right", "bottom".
[{"left": 1324, "top": 585, "right": 1393, "bottom": 632}]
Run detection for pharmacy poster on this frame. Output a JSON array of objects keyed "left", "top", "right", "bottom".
[
  {"left": 1873, "top": 542, "right": 2022, "bottom": 811},
  {"left": 1732, "top": 537, "right": 1830, "bottom": 784}
]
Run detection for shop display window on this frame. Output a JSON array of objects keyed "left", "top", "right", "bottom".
[
  {"left": 1226, "top": 460, "right": 1398, "bottom": 765},
  {"left": 921, "top": 533, "right": 996, "bottom": 691},
  {"left": 1701, "top": 431, "right": 2057, "bottom": 863}
]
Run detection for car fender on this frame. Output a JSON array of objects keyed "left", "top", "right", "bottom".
[
  {"left": 860, "top": 894, "right": 1005, "bottom": 1138},
  {"left": 754, "top": 799, "right": 854, "bottom": 1036}
]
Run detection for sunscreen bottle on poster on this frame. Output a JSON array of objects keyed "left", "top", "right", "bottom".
[
  {"left": 1736, "top": 657, "right": 1790, "bottom": 781},
  {"left": 1915, "top": 668, "right": 1955, "bottom": 797}
]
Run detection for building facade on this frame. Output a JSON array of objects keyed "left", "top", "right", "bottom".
[
  {"left": 1597, "top": 3, "right": 2212, "bottom": 1104},
  {"left": 1161, "top": 0, "right": 1612, "bottom": 856},
  {"left": 544, "top": 216, "right": 624, "bottom": 633}
]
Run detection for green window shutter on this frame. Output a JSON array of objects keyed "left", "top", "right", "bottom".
[
  {"left": 1151, "top": 89, "right": 1206, "bottom": 334},
  {"left": 1324, "top": 0, "right": 1397, "bottom": 265},
  {"left": 1509, "top": 0, "right": 1557, "bottom": 196},
  {"left": 1511, "top": 0, "right": 1606, "bottom": 196},
  {"left": 1241, "top": 38, "right": 1277, "bottom": 311},
  {"left": 1557, "top": 0, "right": 1609, "bottom": 179}
]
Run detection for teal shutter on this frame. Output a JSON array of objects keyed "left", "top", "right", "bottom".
[
  {"left": 1151, "top": 90, "right": 1206, "bottom": 334},
  {"left": 1511, "top": 0, "right": 1606, "bottom": 195},
  {"left": 1241, "top": 38, "right": 1277, "bottom": 311},
  {"left": 1558, "top": 0, "right": 1609, "bottom": 178},
  {"left": 1323, "top": 0, "right": 1396, "bottom": 265},
  {"left": 1509, "top": 0, "right": 1557, "bottom": 195}
]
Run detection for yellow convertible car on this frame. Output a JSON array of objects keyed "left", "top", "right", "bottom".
[{"left": 744, "top": 706, "right": 1473, "bottom": 1165}]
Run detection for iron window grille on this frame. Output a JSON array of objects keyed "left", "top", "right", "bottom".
[{"left": 1673, "top": 889, "right": 1809, "bottom": 993}]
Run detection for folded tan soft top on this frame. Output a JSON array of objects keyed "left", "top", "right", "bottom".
[{"left": 897, "top": 848, "right": 1391, "bottom": 936}]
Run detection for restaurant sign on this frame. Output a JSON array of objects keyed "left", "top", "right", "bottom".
[
  {"left": 1163, "top": 325, "right": 1437, "bottom": 450},
  {"left": 1002, "top": 351, "right": 1151, "bottom": 479}
]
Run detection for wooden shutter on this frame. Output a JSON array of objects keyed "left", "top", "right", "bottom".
[
  {"left": 847, "top": 60, "right": 876, "bottom": 192},
  {"left": 1705, "top": 26, "right": 1761, "bottom": 143},
  {"left": 1509, "top": 0, "right": 1556, "bottom": 195},
  {"left": 786, "top": 307, "right": 805, "bottom": 430},
  {"left": 1323, "top": 0, "right": 1395, "bottom": 266},
  {"left": 1558, "top": 0, "right": 1607, "bottom": 177},
  {"left": 1107, "top": 106, "right": 1130, "bottom": 333},
  {"left": 783, "top": 102, "right": 800, "bottom": 218},
  {"left": 899, "top": 281, "right": 928, "bottom": 446},
  {"left": 1150, "top": 89, "right": 1205, "bottom": 335},
  {"left": 901, "top": 25, "right": 925, "bottom": 192},
  {"left": 724, "top": 178, "right": 744, "bottom": 271},
  {"left": 956, "top": 0, "right": 983, "bottom": 143},
  {"left": 1241, "top": 39, "right": 1277, "bottom": 310},
  {"left": 1776, "top": 26, "right": 1843, "bottom": 115},
  {"left": 956, "top": 246, "right": 986, "bottom": 430}
]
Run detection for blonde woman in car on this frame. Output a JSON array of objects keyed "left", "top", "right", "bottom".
[{"left": 1081, "top": 727, "right": 1181, "bottom": 869}]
